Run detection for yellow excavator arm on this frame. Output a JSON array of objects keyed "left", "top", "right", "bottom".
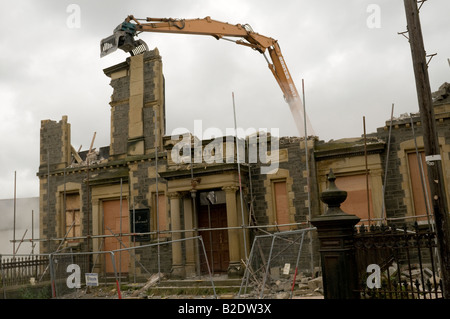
[{"left": 100, "top": 15, "right": 313, "bottom": 136}]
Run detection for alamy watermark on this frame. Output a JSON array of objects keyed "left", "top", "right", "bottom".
[
  {"left": 170, "top": 120, "right": 280, "bottom": 174},
  {"left": 66, "top": 264, "right": 99, "bottom": 289},
  {"left": 66, "top": 4, "right": 81, "bottom": 29},
  {"left": 366, "top": 4, "right": 381, "bottom": 29},
  {"left": 366, "top": 264, "right": 381, "bottom": 289},
  {"left": 66, "top": 264, "right": 81, "bottom": 288}
]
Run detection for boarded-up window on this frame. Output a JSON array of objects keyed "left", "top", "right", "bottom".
[
  {"left": 408, "top": 151, "right": 432, "bottom": 221},
  {"left": 153, "top": 193, "right": 168, "bottom": 238},
  {"left": 273, "top": 181, "right": 290, "bottom": 231},
  {"left": 335, "top": 174, "right": 373, "bottom": 225},
  {"left": 103, "top": 199, "right": 129, "bottom": 274},
  {"left": 65, "top": 193, "right": 81, "bottom": 240}
]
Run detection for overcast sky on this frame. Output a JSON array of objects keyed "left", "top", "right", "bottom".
[{"left": 0, "top": 0, "right": 449, "bottom": 201}]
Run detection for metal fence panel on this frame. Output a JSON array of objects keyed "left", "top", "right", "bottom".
[
  {"left": 239, "top": 227, "right": 316, "bottom": 299},
  {"left": 111, "top": 236, "right": 216, "bottom": 298},
  {"left": 0, "top": 236, "right": 221, "bottom": 299},
  {"left": 355, "top": 223, "right": 443, "bottom": 299}
]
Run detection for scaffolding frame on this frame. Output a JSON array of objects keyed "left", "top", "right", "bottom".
[
  {"left": 238, "top": 227, "right": 315, "bottom": 299},
  {"left": 2, "top": 235, "right": 216, "bottom": 299}
]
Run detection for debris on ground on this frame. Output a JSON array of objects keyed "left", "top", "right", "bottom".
[
  {"left": 59, "top": 268, "right": 324, "bottom": 299},
  {"left": 130, "top": 273, "right": 165, "bottom": 298}
]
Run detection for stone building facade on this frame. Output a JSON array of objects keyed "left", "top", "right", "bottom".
[{"left": 37, "top": 48, "right": 450, "bottom": 280}]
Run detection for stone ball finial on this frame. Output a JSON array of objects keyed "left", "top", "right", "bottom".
[{"left": 320, "top": 169, "right": 348, "bottom": 215}]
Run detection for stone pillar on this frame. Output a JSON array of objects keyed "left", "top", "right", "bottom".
[
  {"left": 311, "top": 169, "right": 360, "bottom": 299},
  {"left": 169, "top": 192, "right": 185, "bottom": 278},
  {"left": 190, "top": 189, "right": 201, "bottom": 277},
  {"left": 128, "top": 54, "right": 145, "bottom": 156},
  {"left": 104, "top": 49, "right": 165, "bottom": 158},
  {"left": 223, "top": 186, "right": 242, "bottom": 277},
  {"left": 183, "top": 194, "right": 196, "bottom": 277}
]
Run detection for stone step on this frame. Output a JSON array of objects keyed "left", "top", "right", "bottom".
[
  {"left": 143, "top": 285, "right": 243, "bottom": 297},
  {"left": 159, "top": 278, "right": 242, "bottom": 288},
  {"left": 125, "top": 276, "right": 246, "bottom": 297}
]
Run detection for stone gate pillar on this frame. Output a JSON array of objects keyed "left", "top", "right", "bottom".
[{"left": 311, "top": 169, "right": 360, "bottom": 299}]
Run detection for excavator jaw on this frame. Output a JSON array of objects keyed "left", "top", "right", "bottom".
[
  {"left": 100, "top": 32, "right": 121, "bottom": 57},
  {"left": 100, "top": 24, "right": 148, "bottom": 58}
]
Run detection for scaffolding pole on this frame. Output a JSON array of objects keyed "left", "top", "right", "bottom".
[
  {"left": 11, "top": 221, "right": 312, "bottom": 245},
  {"left": 381, "top": 103, "right": 395, "bottom": 222},
  {"left": 155, "top": 103, "right": 161, "bottom": 283},
  {"left": 363, "top": 116, "right": 371, "bottom": 226},
  {"left": 232, "top": 92, "right": 249, "bottom": 261},
  {"left": 13, "top": 171, "right": 16, "bottom": 258},
  {"left": 302, "top": 79, "right": 315, "bottom": 277}
]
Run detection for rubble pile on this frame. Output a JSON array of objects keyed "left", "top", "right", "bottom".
[
  {"left": 380, "top": 262, "right": 442, "bottom": 294},
  {"left": 240, "top": 265, "right": 323, "bottom": 299}
]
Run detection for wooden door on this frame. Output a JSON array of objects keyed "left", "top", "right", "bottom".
[
  {"left": 103, "top": 199, "right": 130, "bottom": 274},
  {"left": 198, "top": 203, "right": 229, "bottom": 274}
]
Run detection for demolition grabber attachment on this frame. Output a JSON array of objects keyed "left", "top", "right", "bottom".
[{"left": 100, "top": 17, "right": 148, "bottom": 58}]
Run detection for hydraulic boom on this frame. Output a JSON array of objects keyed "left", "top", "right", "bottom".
[{"left": 100, "top": 15, "right": 314, "bottom": 136}]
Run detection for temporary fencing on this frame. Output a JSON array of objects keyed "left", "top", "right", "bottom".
[
  {"left": 238, "top": 227, "right": 316, "bottom": 299},
  {"left": 105, "top": 235, "right": 217, "bottom": 298},
  {"left": 0, "top": 235, "right": 214, "bottom": 299}
]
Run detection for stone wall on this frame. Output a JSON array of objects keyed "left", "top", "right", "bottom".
[
  {"left": 375, "top": 101, "right": 450, "bottom": 223},
  {"left": 248, "top": 135, "right": 319, "bottom": 272},
  {"left": 104, "top": 49, "right": 165, "bottom": 159},
  {"left": 39, "top": 116, "right": 71, "bottom": 172},
  {"left": 249, "top": 136, "right": 318, "bottom": 228},
  {"left": 38, "top": 49, "right": 168, "bottom": 266}
]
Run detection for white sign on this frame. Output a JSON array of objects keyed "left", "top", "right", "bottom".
[
  {"left": 283, "top": 263, "right": 291, "bottom": 275},
  {"left": 85, "top": 273, "right": 99, "bottom": 287},
  {"left": 426, "top": 154, "right": 442, "bottom": 166}
]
